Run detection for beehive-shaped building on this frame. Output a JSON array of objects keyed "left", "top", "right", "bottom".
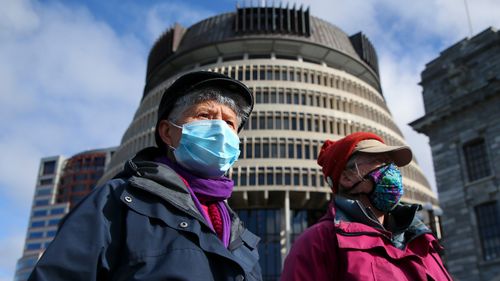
[{"left": 99, "top": 5, "right": 438, "bottom": 280}]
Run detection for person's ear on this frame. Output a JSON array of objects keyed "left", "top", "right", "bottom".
[{"left": 158, "top": 120, "right": 174, "bottom": 146}]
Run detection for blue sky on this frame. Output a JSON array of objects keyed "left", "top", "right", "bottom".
[{"left": 1, "top": 0, "right": 499, "bottom": 279}]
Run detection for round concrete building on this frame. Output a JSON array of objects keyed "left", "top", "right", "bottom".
[{"left": 100, "top": 5, "right": 438, "bottom": 280}]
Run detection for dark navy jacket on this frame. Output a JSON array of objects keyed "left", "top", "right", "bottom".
[{"left": 28, "top": 148, "right": 262, "bottom": 281}]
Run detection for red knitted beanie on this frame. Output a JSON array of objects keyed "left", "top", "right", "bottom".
[{"left": 317, "top": 132, "right": 384, "bottom": 193}]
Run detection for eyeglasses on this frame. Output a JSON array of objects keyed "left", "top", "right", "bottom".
[{"left": 349, "top": 160, "right": 389, "bottom": 181}]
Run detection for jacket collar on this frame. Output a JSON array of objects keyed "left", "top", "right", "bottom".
[
  {"left": 334, "top": 196, "right": 383, "bottom": 229},
  {"left": 331, "top": 196, "right": 432, "bottom": 249},
  {"left": 119, "top": 147, "right": 209, "bottom": 226},
  {"left": 117, "top": 147, "right": 259, "bottom": 248}
]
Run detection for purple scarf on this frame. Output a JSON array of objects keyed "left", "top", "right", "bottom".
[{"left": 156, "top": 157, "right": 233, "bottom": 248}]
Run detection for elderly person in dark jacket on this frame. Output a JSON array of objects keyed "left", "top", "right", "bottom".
[{"left": 28, "top": 71, "right": 262, "bottom": 281}]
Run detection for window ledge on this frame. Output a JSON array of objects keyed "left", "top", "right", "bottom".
[
  {"left": 464, "top": 175, "right": 495, "bottom": 187},
  {"left": 478, "top": 257, "right": 500, "bottom": 267}
]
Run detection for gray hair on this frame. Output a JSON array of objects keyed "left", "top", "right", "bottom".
[{"left": 167, "top": 86, "right": 251, "bottom": 126}]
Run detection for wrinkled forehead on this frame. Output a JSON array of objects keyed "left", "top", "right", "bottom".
[
  {"left": 182, "top": 99, "right": 238, "bottom": 117},
  {"left": 187, "top": 85, "right": 246, "bottom": 107}
]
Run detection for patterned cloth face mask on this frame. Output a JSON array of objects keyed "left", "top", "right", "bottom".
[
  {"left": 350, "top": 163, "right": 404, "bottom": 212},
  {"left": 365, "top": 163, "right": 404, "bottom": 212},
  {"left": 170, "top": 120, "right": 241, "bottom": 178}
]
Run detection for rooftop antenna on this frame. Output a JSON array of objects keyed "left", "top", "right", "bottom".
[{"left": 463, "top": 0, "right": 474, "bottom": 37}]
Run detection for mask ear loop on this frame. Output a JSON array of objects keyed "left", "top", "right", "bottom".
[
  {"left": 353, "top": 161, "right": 371, "bottom": 184},
  {"left": 166, "top": 120, "right": 183, "bottom": 151},
  {"left": 168, "top": 120, "right": 183, "bottom": 129},
  {"left": 354, "top": 161, "right": 363, "bottom": 179}
]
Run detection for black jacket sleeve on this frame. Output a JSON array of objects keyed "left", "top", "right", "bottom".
[{"left": 28, "top": 179, "right": 127, "bottom": 281}]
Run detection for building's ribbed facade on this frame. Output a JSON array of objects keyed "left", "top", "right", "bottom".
[
  {"left": 14, "top": 148, "right": 115, "bottom": 281},
  {"left": 411, "top": 27, "right": 500, "bottom": 281},
  {"left": 99, "top": 5, "right": 438, "bottom": 280}
]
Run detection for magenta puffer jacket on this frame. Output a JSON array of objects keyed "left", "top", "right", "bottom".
[{"left": 281, "top": 198, "right": 453, "bottom": 281}]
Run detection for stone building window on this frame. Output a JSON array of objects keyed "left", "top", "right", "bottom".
[
  {"left": 463, "top": 138, "right": 491, "bottom": 182},
  {"left": 475, "top": 201, "right": 500, "bottom": 261}
]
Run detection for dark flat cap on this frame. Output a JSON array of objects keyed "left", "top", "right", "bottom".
[{"left": 154, "top": 71, "right": 254, "bottom": 147}]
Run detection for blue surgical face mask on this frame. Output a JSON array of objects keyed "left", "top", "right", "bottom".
[{"left": 170, "top": 120, "right": 240, "bottom": 178}]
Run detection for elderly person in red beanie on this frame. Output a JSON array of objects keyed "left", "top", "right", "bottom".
[{"left": 280, "top": 132, "right": 452, "bottom": 281}]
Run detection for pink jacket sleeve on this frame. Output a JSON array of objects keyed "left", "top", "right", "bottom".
[{"left": 280, "top": 221, "right": 338, "bottom": 281}]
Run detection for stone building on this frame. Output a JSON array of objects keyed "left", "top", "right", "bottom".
[
  {"left": 411, "top": 27, "right": 500, "bottom": 281},
  {"left": 99, "top": 4, "right": 439, "bottom": 280}
]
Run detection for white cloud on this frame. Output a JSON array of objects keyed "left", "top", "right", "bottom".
[
  {"left": 364, "top": 0, "right": 500, "bottom": 193},
  {"left": 376, "top": 0, "right": 500, "bottom": 45},
  {"left": 378, "top": 53, "right": 437, "bottom": 191},
  {"left": 0, "top": 0, "right": 40, "bottom": 38},
  {"left": 0, "top": 233, "right": 24, "bottom": 281},
  {"left": 0, "top": 0, "right": 145, "bottom": 199},
  {"left": 468, "top": 0, "right": 500, "bottom": 33},
  {"left": 298, "top": 0, "right": 380, "bottom": 35},
  {"left": 145, "top": 2, "right": 213, "bottom": 43},
  {"left": 0, "top": 0, "right": 225, "bottom": 275},
  {"left": 0, "top": 0, "right": 220, "bottom": 277},
  {"left": 0, "top": 0, "right": 146, "bottom": 277},
  {"left": 290, "top": 0, "right": 497, "bottom": 194},
  {"left": 1, "top": 0, "right": 499, "bottom": 279}
]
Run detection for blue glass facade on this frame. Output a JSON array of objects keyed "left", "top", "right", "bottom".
[
  {"left": 237, "top": 208, "right": 325, "bottom": 281},
  {"left": 237, "top": 209, "right": 282, "bottom": 281}
]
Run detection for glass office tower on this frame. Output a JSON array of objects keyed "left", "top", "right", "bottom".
[
  {"left": 14, "top": 156, "right": 67, "bottom": 281},
  {"left": 15, "top": 148, "right": 115, "bottom": 281}
]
